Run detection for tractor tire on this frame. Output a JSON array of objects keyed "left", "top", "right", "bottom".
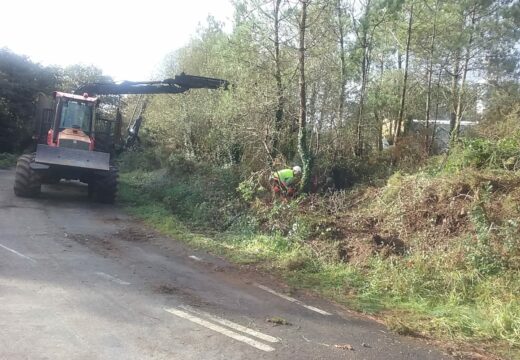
[
  {"left": 95, "top": 167, "right": 118, "bottom": 204},
  {"left": 13, "top": 154, "right": 41, "bottom": 197}
]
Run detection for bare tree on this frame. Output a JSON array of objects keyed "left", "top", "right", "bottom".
[
  {"left": 393, "top": 1, "right": 414, "bottom": 144},
  {"left": 298, "top": 0, "right": 312, "bottom": 192},
  {"left": 355, "top": 0, "right": 372, "bottom": 156},
  {"left": 272, "top": 0, "right": 285, "bottom": 160},
  {"left": 336, "top": 0, "right": 348, "bottom": 127},
  {"left": 451, "top": 8, "right": 476, "bottom": 145},
  {"left": 424, "top": 0, "right": 440, "bottom": 150}
]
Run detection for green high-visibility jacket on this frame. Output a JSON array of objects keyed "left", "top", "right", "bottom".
[{"left": 272, "top": 169, "right": 296, "bottom": 186}]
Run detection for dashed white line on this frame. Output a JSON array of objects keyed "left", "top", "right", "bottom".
[
  {"left": 254, "top": 283, "right": 332, "bottom": 316},
  {"left": 0, "top": 243, "right": 36, "bottom": 263},
  {"left": 164, "top": 307, "right": 275, "bottom": 352},
  {"left": 180, "top": 306, "right": 279, "bottom": 343},
  {"left": 95, "top": 272, "right": 130, "bottom": 285},
  {"left": 189, "top": 255, "right": 203, "bottom": 261}
]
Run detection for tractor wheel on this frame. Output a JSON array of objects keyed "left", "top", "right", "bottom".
[
  {"left": 13, "top": 154, "right": 41, "bottom": 197},
  {"left": 95, "top": 167, "right": 118, "bottom": 204}
]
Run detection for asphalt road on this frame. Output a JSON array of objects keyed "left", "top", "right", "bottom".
[{"left": 0, "top": 168, "right": 452, "bottom": 359}]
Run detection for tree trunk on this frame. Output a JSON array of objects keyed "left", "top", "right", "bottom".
[
  {"left": 375, "top": 43, "right": 385, "bottom": 152},
  {"left": 393, "top": 2, "right": 414, "bottom": 145},
  {"left": 451, "top": 10, "right": 476, "bottom": 146},
  {"left": 337, "top": 0, "right": 347, "bottom": 127},
  {"left": 356, "top": 0, "right": 371, "bottom": 157},
  {"left": 272, "top": 0, "right": 284, "bottom": 162},
  {"left": 425, "top": 0, "right": 439, "bottom": 148},
  {"left": 298, "top": 0, "right": 312, "bottom": 192},
  {"left": 356, "top": 51, "right": 367, "bottom": 156},
  {"left": 316, "top": 86, "right": 328, "bottom": 156},
  {"left": 429, "top": 67, "right": 443, "bottom": 153},
  {"left": 308, "top": 82, "right": 318, "bottom": 156},
  {"left": 375, "top": 111, "right": 383, "bottom": 151},
  {"left": 449, "top": 52, "right": 461, "bottom": 136}
]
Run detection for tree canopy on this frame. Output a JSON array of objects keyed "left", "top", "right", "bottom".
[
  {"left": 0, "top": 48, "right": 111, "bottom": 152},
  {"left": 136, "top": 0, "right": 519, "bottom": 185}
]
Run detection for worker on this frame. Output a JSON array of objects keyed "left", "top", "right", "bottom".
[{"left": 269, "top": 166, "right": 302, "bottom": 199}]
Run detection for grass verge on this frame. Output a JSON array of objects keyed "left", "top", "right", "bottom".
[{"left": 118, "top": 167, "right": 519, "bottom": 360}]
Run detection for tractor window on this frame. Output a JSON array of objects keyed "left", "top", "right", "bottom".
[{"left": 59, "top": 100, "right": 93, "bottom": 132}]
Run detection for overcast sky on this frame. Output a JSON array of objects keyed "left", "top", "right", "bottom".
[{"left": 0, "top": 0, "right": 234, "bottom": 81}]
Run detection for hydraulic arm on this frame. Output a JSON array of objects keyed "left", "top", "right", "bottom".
[
  {"left": 75, "top": 73, "right": 229, "bottom": 95},
  {"left": 75, "top": 73, "right": 229, "bottom": 150}
]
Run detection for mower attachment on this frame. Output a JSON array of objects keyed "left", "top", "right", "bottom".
[{"left": 35, "top": 144, "right": 110, "bottom": 171}]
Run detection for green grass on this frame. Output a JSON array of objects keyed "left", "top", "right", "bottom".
[
  {"left": 119, "top": 175, "right": 309, "bottom": 264},
  {"left": 118, "top": 169, "right": 520, "bottom": 359}
]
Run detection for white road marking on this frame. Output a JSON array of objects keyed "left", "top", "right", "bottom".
[
  {"left": 95, "top": 272, "right": 130, "bottom": 285},
  {"left": 254, "top": 283, "right": 332, "bottom": 316},
  {"left": 164, "top": 307, "right": 275, "bottom": 352},
  {"left": 180, "top": 306, "right": 279, "bottom": 343},
  {"left": 189, "top": 255, "right": 203, "bottom": 261},
  {"left": 0, "top": 243, "right": 36, "bottom": 263}
]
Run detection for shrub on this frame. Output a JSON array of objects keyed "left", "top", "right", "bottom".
[
  {"left": 118, "top": 149, "right": 163, "bottom": 172},
  {"left": 0, "top": 153, "right": 17, "bottom": 169},
  {"left": 446, "top": 136, "right": 520, "bottom": 172},
  {"left": 467, "top": 201, "right": 506, "bottom": 276},
  {"left": 326, "top": 153, "right": 393, "bottom": 190},
  {"left": 166, "top": 154, "right": 197, "bottom": 174}
]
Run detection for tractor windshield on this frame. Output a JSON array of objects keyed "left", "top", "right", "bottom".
[{"left": 59, "top": 100, "right": 93, "bottom": 132}]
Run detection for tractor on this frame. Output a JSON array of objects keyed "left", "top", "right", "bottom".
[{"left": 13, "top": 74, "right": 228, "bottom": 203}]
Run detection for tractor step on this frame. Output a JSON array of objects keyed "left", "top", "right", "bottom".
[{"left": 35, "top": 144, "right": 110, "bottom": 171}]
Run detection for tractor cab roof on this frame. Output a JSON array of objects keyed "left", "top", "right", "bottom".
[{"left": 53, "top": 91, "right": 98, "bottom": 103}]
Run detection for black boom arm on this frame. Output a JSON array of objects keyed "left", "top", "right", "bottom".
[{"left": 75, "top": 73, "right": 229, "bottom": 95}]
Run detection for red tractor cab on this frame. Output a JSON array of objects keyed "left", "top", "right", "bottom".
[{"left": 47, "top": 92, "right": 97, "bottom": 151}]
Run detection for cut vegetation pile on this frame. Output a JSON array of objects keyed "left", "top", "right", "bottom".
[{"left": 118, "top": 132, "right": 520, "bottom": 359}]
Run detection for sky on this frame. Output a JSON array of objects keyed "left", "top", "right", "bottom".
[{"left": 0, "top": 0, "right": 234, "bottom": 81}]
